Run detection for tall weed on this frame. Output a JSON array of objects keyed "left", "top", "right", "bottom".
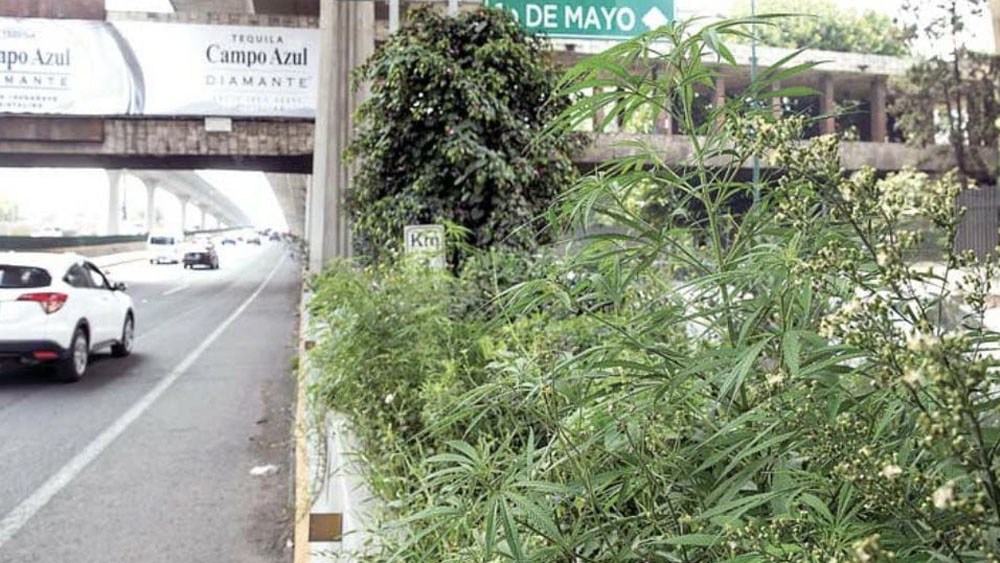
[{"left": 310, "top": 16, "right": 1000, "bottom": 562}]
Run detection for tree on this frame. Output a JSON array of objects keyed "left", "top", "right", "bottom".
[
  {"left": 733, "top": 0, "right": 911, "bottom": 56},
  {"left": 345, "top": 7, "right": 583, "bottom": 266},
  {"left": 890, "top": 0, "right": 994, "bottom": 189}
]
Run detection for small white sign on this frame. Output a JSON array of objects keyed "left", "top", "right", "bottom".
[
  {"left": 403, "top": 224, "right": 445, "bottom": 269},
  {"left": 204, "top": 117, "right": 232, "bottom": 132}
]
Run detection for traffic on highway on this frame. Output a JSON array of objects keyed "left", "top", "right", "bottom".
[{"left": 0, "top": 237, "right": 300, "bottom": 562}]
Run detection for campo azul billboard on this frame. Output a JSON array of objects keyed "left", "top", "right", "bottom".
[{"left": 0, "top": 18, "right": 319, "bottom": 118}]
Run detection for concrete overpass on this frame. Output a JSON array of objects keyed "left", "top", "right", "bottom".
[{"left": 128, "top": 169, "right": 252, "bottom": 231}]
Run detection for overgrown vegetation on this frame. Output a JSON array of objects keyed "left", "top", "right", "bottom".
[
  {"left": 311, "top": 10, "right": 1000, "bottom": 562},
  {"left": 345, "top": 7, "right": 582, "bottom": 267}
]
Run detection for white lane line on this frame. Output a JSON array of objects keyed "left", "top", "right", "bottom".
[
  {"left": 162, "top": 283, "right": 190, "bottom": 296},
  {"left": 0, "top": 255, "right": 287, "bottom": 550}
]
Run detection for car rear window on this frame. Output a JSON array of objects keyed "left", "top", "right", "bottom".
[
  {"left": 0, "top": 265, "right": 52, "bottom": 288},
  {"left": 149, "top": 237, "right": 175, "bottom": 245}
]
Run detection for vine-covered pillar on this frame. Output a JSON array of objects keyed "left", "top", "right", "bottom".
[{"left": 308, "top": 0, "right": 376, "bottom": 271}]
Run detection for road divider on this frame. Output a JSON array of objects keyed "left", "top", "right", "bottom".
[
  {"left": 294, "top": 287, "right": 378, "bottom": 563},
  {"left": 93, "top": 251, "right": 149, "bottom": 269}
]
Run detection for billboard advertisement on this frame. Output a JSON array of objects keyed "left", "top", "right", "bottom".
[{"left": 0, "top": 17, "right": 318, "bottom": 118}]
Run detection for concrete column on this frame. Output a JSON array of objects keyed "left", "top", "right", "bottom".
[
  {"left": 820, "top": 74, "right": 836, "bottom": 136},
  {"left": 178, "top": 195, "right": 190, "bottom": 234},
  {"left": 991, "top": 0, "right": 1000, "bottom": 53},
  {"left": 771, "top": 81, "right": 782, "bottom": 118},
  {"left": 870, "top": 75, "right": 888, "bottom": 143},
  {"left": 308, "top": 0, "right": 376, "bottom": 272},
  {"left": 145, "top": 181, "right": 157, "bottom": 234},
  {"left": 654, "top": 106, "right": 672, "bottom": 135},
  {"left": 106, "top": 170, "right": 124, "bottom": 235},
  {"left": 199, "top": 206, "right": 208, "bottom": 231},
  {"left": 713, "top": 76, "right": 726, "bottom": 108},
  {"left": 593, "top": 87, "right": 605, "bottom": 132},
  {"left": 651, "top": 65, "right": 670, "bottom": 134},
  {"left": 713, "top": 76, "right": 726, "bottom": 128}
]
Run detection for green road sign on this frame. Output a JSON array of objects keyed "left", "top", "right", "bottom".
[{"left": 484, "top": 0, "right": 674, "bottom": 40}]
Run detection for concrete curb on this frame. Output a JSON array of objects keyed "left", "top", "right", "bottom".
[
  {"left": 293, "top": 289, "right": 312, "bottom": 563},
  {"left": 292, "top": 283, "right": 379, "bottom": 563}
]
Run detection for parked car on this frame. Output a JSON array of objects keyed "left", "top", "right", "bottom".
[
  {"left": 182, "top": 245, "right": 220, "bottom": 270},
  {"left": 0, "top": 252, "right": 135, "bottom": 382},
  {"left": 246, "top": 235, "right": 261, "bottom": 245}
]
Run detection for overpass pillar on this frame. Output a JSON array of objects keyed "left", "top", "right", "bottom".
[
  {"left": 771, "top": 82, "right": 782, "bottom": 118},
  {"left": 199, "top": 206, "right": 208, "bottom": 230},
  {"left": 145, "top": 181, "right": 157, "bottom": 234},
  {"left": 178, "top": 195, "right": 191, "bottom": 234},
  {"left": 870, "top": 76, "right": 888, "bottom": 143},
  {"left": 820, "top": 74, "right": 836, "bottom": 136},
  {"left": 308, "top": 0, "right": 375, "bottom": 271},
  {"left": 106, "top": 170, "right": 125, "bottom": 235}
]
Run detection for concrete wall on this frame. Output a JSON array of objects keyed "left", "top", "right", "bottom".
[{"left": 580, "top": 133, "right": 1000, "bottom": 178}]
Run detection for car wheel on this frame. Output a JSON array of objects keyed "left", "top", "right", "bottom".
[
  {"left": 111, "top": 314, "right": 134, "bottom": 358},
  {"left": 56, "top": 327, "right": 88, "bottom": 383}
]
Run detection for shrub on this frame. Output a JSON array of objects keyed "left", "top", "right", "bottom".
[{"left": 345, "top": 7, "right": 584, "bottom": 267}]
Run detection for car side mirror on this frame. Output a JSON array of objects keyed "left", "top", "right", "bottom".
[{"left": 112, "top": 281, "right": 128, "bottom": 292}]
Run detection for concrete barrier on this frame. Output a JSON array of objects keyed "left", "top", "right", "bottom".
[{"left": 294, "top": 288, "right": 378, "bottom": 563}]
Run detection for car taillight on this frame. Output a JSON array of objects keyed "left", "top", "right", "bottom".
[{"left": 17, "top": 292, "right": 68, "bottom": 314}]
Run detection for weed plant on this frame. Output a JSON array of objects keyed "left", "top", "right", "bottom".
[{"left": 309, "top": 16, "right": 1000, "bottom": 562}]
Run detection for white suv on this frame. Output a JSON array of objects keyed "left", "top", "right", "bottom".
[{"left": 0, "top": 253, "right": 135, "bottom": 382}]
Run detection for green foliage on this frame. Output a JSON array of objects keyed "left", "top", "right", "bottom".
[
  {"left": 307, "top": 259, "right": 483, "bottom": 501},
  {"left": 890, "top": 49, "right": 1000, "bottom": 151},
  {"left": 732, "top": 0, "right": 911, "bottom": 56},
  {"left": 346, "top": 7, "right": 584, "bottom": 266},
  {"left": 889, "top": 0, "right": 995, "bottom": 187},
  {"left": 311, "top": 15, "right": 1000, "bottom": 563}
]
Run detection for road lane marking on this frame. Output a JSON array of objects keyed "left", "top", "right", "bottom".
[
  {"left": 162, "top": 283, "right": 190, "bottom": 296},
  {"left": 0, "top": 255, "right": 287, "bottom": 550}
]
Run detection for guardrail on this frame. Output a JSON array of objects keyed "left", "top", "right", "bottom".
[{"left": 0, "top": 228, "right": 244, "bottom": 251}]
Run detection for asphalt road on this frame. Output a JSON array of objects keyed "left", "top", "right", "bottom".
[{"left": 0, "top": 243, "right": 301, "bottom": 563}]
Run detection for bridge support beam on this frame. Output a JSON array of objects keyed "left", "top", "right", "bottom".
[
  {"left": 145, "top": 181, "right": 157, "bottom": 234},
  {"left": 178, "top": 195, "right": 191, "bottom": 234},
  {"left": 870, "top": 76, "right": 887, "bottom": 143},
  {"left": 107, "top": 170, "right": 125, "bottom": 235},
  {"left": 820, "top": 74, "right": 836, "bottom": 136},
  {"left": 307, "top": 0, "right": 375, "bottom": 271}
]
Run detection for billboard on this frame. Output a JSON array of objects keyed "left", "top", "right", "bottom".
[{"left": 0, "top": 17, "right": 318, "bottom": 118}]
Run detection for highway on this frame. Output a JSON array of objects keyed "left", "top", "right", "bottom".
[{"left": 0, "top": 243, "right": 301, "bottom": 563}]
